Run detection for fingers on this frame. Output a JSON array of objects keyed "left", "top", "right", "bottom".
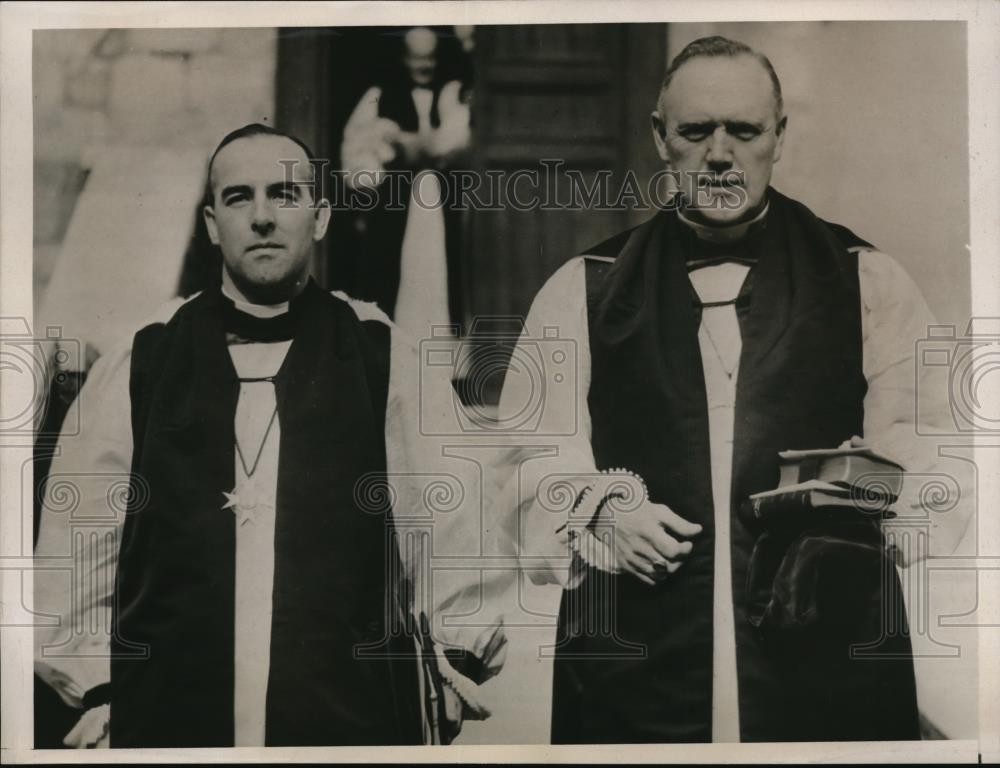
[
  {"left": 63, "top": 705, "right": 109, "bottom": 749},
  {"left": 620, "top": 550, "right": 679, "bottom": 585},
  {"left": 63, "top": 715, "right": 86, "bottom": 748},
  {"left": 622, "top": 542, "right": 663, "bottom": 584},
  {"left": 442, "top": 684, "right": 463, "bottom": 726},
  {"left": 634, "top": 571, "right": 656, "bottom": 586},
  {"left": 621, "top": 559, "right": 656, "bottom": 586},
  {"left": 643, "top": 528, "right": 694, "bottom": 561},
  {"left": 622, "top": 540, "right": 680, "bottom": 584},
  {"left": 607, "top": 501, "right": 704, "bottom": 586},
  {"left": 650, "top": 503, "right": 703, "bottom": 539}
]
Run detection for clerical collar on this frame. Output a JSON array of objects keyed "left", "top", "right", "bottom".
[
  {"left": 678, "top": 202, "right": 769, "bottom": 245},
  {"left": 679, "top": 202, "right": 769, "bottom": 272},
  {"left": 221, "top": 284, "right": 289, "bottom": 318},
  {"left": 220, "top": 284, "right": 297, "bottom": 343}
]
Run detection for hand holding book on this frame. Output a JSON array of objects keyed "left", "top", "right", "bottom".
[{"left": 747, "top": 437, "right": 904, "bottom": 526}]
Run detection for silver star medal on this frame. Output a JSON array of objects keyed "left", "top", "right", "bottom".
[{"left": 221, "top": 490, "right": 272, "bottom": 527}]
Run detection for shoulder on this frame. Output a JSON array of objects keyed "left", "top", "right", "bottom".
[
  {"left": 125, "top": 292, "right": 200, "bottom": 349},
  {"left": 535, "top": 257, "right": 588, "bottom": 305},
  {"left": 528, "top": 218, "right": 643, "bottom": 318},
  {"left": 131, "top": 291, "right": 203, "bottom": 350},
  {"left": 119, "top": 294, "right": 202, "bottom": 390},
  {"left": 330, "top": 290, "right": 421, "bottom": 356},
  {"left": 856, "top": 249, "right": 926, "bottom": 315},
  {"left": 581, "top": 225, "right": 639, "bottom": 260},
  {"left": 76, "top": 293, "right": 197, "bottom": 398},
  {"left": 331, "top": 290, "right": 392, "bottom": 326}
]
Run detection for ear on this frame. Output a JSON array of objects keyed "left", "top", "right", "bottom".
[
  {"left": 203, "top": 204, "right": 220, "bottom": 246},
  {"left": 772, "top": 115, "right": 788, "bottom": 165},
  {"left": 651, "top": 111, "right": 669, "bottom": 163},
  {"left": 311, "top": 198, "right": 332, "bottom": 242}
]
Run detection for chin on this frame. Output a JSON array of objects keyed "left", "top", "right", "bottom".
[
  {"left": 688, "top": 203, "right": 748, "bottom": 227},
  {"left": 703, "top": 208, "right": 746, "bottom": 225},
  {"left": 231, "top": 270, "right": 303, "bottom": 304}
]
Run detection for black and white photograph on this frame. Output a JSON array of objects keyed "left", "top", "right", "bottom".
[{"left": 1, "top": 1, "right": 998, "bottom": 763}]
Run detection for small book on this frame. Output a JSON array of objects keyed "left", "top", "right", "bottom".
[
  {"left": 748, "top": 445, "right": 905, "bottom": 526},
  {"left": 747, "top": 479, "right": 897, "bottom": 525},
  {"left": 776, "top": 446, "right": 905, "bottom": 499}
]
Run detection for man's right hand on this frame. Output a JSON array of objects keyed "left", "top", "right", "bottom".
[{"left": 594, "top": 498, "right": 702, "bottom": 586}]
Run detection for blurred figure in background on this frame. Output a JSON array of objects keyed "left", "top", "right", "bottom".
[{"left": 340, "top": 26, "right": 473, "bottom": 338}]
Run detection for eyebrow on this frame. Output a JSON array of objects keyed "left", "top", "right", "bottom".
[
  {"left": 676, "top": 119, "right": 767, "bottom": 133},
  {"left": 725, "top": 120, "right": 766, "bottom": 133},
  {"left": 218, "top": 181, "right": 309, "bottom": 200},
  {"left": 267, "top": 181, "right": 306, "bottom": 197},
  {"left": 220, "top": 184, "right": 252, "bottom": 199},
  {"left": 677, "top": 120, "right": 717, "bottom": 133}
]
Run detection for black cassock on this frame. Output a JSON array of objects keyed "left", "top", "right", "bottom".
[
  {"left": 110, "top": 281, "right": 422, "bottom": 747},
  {"left": 551, "top": 189, "right": 920, "bottom": 743}
]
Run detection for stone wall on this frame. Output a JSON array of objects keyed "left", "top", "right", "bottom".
[{"left": 33, "top": 28, "right": 277, "bottom": 301}]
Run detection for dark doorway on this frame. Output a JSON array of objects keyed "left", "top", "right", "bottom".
[
  {"left": 275, "top": 26, "right": 473, "bottom": 298},
  {"left": 274, "top": 24, "right": 666, "bottom": 403}
]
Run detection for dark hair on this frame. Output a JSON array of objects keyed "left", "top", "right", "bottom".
[
  {"left": 204, "top": 123, "right": 321, "bottom": 206},
  {"left": 658, "top": 36, "right": 783, "bottom": 119}
]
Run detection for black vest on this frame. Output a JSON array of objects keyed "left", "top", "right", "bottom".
[
  {"left": 551, "top": 190, "right": 918, "bottom": 743},
  {"left": 378, "top": 80, "right": 442, "bottom": 133},
  {"left": 110, "top": 282, "right": 421, "bottom": 747}
]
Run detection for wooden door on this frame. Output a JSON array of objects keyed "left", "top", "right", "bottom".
[{"left": 467, "top": 24, "right": 666, "bottom": 323}]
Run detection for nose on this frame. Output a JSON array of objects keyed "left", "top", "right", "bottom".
[
  {"left": 705, "top": 125, "right": 734, "bottom": 171},
  {"left": 250, "top": 197, "right": 276, "bottom": 236}
]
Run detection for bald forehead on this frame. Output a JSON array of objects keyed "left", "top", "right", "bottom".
[
  {"left": 209, "top": 134, "right": 314, "bottom": 197},
  {"left": 660, "top": 54, "right": 780, "bottom": 122},
  {"left": 405, "top": 27, "right": 437, "bottom": 55}
]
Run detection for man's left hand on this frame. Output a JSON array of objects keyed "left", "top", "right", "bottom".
[{"left": 63, "top": 705, "right": 109, "bottom": 749}]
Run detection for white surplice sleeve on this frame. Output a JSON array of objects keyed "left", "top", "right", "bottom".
[
  {"left": 340, "top": 294, "right": 508, "bottom": 706},
  {"left": 494, "top": 257, "right": 611, "bottom": 588},
  {"left": 33, "top": 297, "right": 191, "bottom": 711},
  {"left": 859, "top": 249, "right": 975, "bottom": 562},
  {"left": 33, "top": 337, "right": 133, "bottom": 709}
]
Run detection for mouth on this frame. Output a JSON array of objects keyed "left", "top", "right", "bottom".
[
  {"left": 246, "top": 242, "right": 285, "bottom": 254},
  {"left": 703, "top": 177, "right": 743, "bottom": 189}
]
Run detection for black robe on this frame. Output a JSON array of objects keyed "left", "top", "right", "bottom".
[
  {"left": 109, "top": 281, "right": 422, "bottom": 747},
  {"left": 550, "top": 189, "right": 919, "bottom": 743}
]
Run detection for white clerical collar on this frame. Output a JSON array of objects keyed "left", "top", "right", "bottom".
[
  {"left": 221, "top": 283, "right": 289, "bottom": 319},
  {"left": 678, "top": 203, "right": 770, "bottom": 245}
]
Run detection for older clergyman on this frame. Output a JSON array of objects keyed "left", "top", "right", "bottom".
[
  {"left": 34, "top": 123, "right": 504, "bottom": 748},
  {"left": 500, "top": 36, "right": 967, "bottom": 743}
]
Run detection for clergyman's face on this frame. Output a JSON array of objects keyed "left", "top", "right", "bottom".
[
  {"left": 405, "top": 51, "right": 436, "bottom": 86},
  {"left": 203, "top": 134, "right": 330, "bottom": 303},
  {"left": 652, "top": 54, "right": 786, "bottom": 225}
]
